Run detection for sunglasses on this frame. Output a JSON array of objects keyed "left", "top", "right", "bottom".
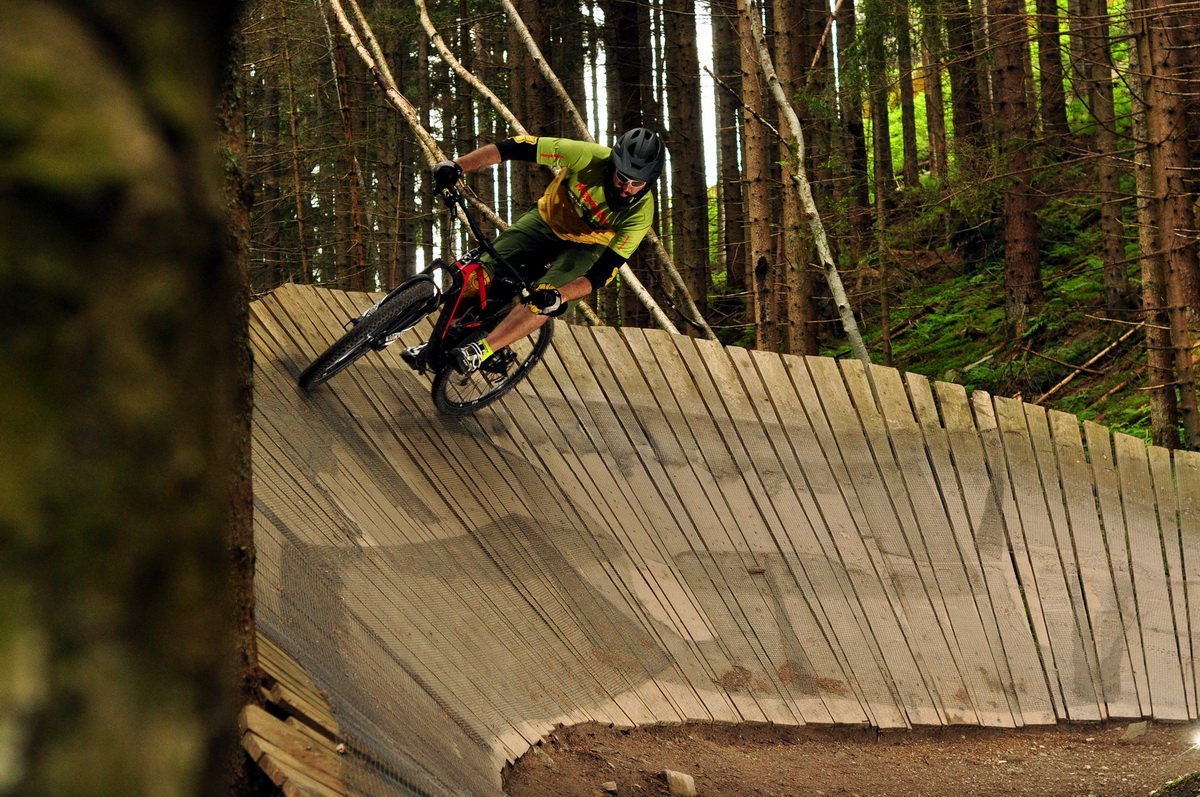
[{"left": 614, "top": 170, "right": 648, "bottom": 189}]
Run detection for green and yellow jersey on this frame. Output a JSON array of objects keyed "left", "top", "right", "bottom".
[{"left": 508, "top": 135, "right": 655, "bottom": 261}]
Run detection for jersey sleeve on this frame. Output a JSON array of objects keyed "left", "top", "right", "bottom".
[
  {"left": 496, "top": 135, "right": 538, "bottom": 162},
  {"left": 584, "top": 247, "right": 626, "bottom": 291},
  {"left": 606, "top": 199, "right": 654, "bottom": 259},
  {"left": 583, "top": 197, "right": 655, "bottom": 291},
  {"left": 535, "top": 137, "right": 612, "bottom": 172}
]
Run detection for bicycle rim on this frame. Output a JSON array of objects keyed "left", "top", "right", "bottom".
[
  {"left": 430, "top": 321, "right": 553, "bottom": 415},
  {"left": 298, "top": 281, "right": 438, "bottom": 392}
]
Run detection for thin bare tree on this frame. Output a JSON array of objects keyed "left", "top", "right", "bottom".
[{"left": 741, "top": 0, "right": 873, "bottom": 368}]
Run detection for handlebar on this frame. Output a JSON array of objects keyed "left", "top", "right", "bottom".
[{"left": 439, "top": 186, "right": 528, "bottom": 295}]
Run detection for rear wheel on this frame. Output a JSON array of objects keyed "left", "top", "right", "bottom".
[
  {"left": 298, "top": 281, "right": 438, "bottom": 392},
  {"left": 431, "top": 320, "right": 553, "bottom": 415}
]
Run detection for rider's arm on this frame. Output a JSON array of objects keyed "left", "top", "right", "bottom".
[
  {"left": 531, "top": 250, "right": 620, "bottom": 313},
  {"left": 452, "top": 137, "right": 539, "bottom": 175},
  {"left": 556, "top": 275, "right": 600, "bottom": 303},
  {"left": 496, "top": 136, "right": 538, "bottom": 163},
  {"left": 581, "top": 248, "right": 625, "bottom": 293},
  {"left": 453, "top": 144, "right": 502, "bottom": 174}
]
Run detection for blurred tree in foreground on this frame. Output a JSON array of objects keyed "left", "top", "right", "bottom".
[{"left": 0, "top": 2, "right": 245, "bottom": 794}]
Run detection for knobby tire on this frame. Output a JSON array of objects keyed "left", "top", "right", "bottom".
[
  {"left": 431, "top": 319, "right": 554, "bottom": 415},
  {"left": 298, "top": 281, "right": 438, "bottom": 392}
]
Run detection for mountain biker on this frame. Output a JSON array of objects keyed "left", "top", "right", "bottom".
[{"left": 420, "top": 128, "right": 665, "bottom": 374}]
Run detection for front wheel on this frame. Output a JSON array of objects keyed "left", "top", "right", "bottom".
[
  {"left": 298, "top": 280, "right": 438, "bottom": 392},
  {"left": 431, "top": 320, "right": 554, "bottom": 415}
]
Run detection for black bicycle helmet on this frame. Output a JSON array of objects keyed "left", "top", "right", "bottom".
[{"left": 610, "top": 127, "right": 665, "bottom": 184}]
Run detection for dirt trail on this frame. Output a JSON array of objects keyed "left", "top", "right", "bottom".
[{"left": 504, "top": 721, "right": 1200, "bottom": 797}]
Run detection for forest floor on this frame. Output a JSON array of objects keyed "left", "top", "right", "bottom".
[
  {"left": 503, "top": 720, "right": 1200, "bottom": 797},
  {"left": 814, "top": 236, "right": 1159, "bottom": 444}
]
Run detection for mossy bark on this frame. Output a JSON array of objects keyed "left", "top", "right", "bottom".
[{"left": 0, "top": 2, "right": 243, "bottom": 794}]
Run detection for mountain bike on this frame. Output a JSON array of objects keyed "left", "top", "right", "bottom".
[{"left": 297, "top": 187, "right": 554, "bottom": 415}]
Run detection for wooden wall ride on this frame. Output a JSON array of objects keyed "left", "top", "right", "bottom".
[{"left": 248, "top": 284, "right": 1200, "bottom": 796}]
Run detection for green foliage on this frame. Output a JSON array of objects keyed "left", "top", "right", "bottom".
[
  {"left": 1149, "top": 770, "right": 1200, "bottom": 797},
  {"left": 820, "top": 151, "right": 1156, "bottom": 441}
]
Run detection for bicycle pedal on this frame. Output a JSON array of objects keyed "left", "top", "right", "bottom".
[{"left": 400, "top": 343, "right": 427, "bottom": 370}]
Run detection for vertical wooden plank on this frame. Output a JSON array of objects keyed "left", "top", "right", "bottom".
[
  {"left": 550, "top": 325, "right": 776, "bottom": 725},
  {"left": 751, "top": 350, "right": 914, "bottom": 729},
  {"left": 1149, "top": 446, "right": 1194, "bottom": 717},
  {"left": 993, "top": 397, "right": 1099, "bottom": 720},
  {"left": 936, "top": 384, "right": 1055, "bottom": 726},
  {"left": 862, "top": 366, "right": 1013, "bottom": 725},
  {"left": 1023, "top": 403, "right": 1105, "bottom": 719},
  {"left": 779, "top": 355, "right": 936, "bottom": 728},
  {"left": 444, "top": 351, "right": 714, "bottom": 728},
  {"left": 1114, "top": 433, "right": 1187, "bottom": 719},
  {"left": 673, "top": 346, "right": 863, "bottom": 725},
  {"left": 804, "top": 357, "right": 952, "bottom": 725},
  {"left": 972, "top": 393, "right": 1064, "bottom": 721},
  {"left": 660, "top": 333, "right": 828, "bottom": 724},
  {"left": 1176, "top": 450, "right": 1200, "bottom": 714},
  {"left": 906, "top": 373, "right": 1022, "bottom": 727},
  {"left": 840, "top": 361, "right": 984, "bottom": 725},
  {"left": 731, "top": 348, "right": 903, "bottom": 726},
  {"left": 1047, "top": 410, "right": 1140, "bottom": 718},
  {"left": 568, "top": 326, "right": 768, "bottom": 724},
  {"left": 1085, "top": 421, "right": 1151, "bottom": 712}
]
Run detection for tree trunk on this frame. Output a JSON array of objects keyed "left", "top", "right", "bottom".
[
  {"left": 835, "top": 0, "right": 872, "bottom": 267},
  {"left": 801, "top": 0, "right": 837, "bottom": 220},
  {"left": 920, "top": 0, "right": 949, "bottom": 182},
  {"left": 743, "top": 0, "right": 873, "bottom": 367},
  {"left": 1128, "top": 29, "right": 1179, "bottom": 446},
  {"left": 2, "top": 4, "right": 243, "bottom": 793},
  {"left": 1139, "top": 0, "right": 1200, "bottom": 447},
  {"left": 865, "top": 0, "right": 895, "bottom": 209},
  {"left": 1082, "top": 0, "right": 1135, "bottom": 314},
  {"left": 603, "top": 0, "right": 654, "bottom": 327},
  {"left": 280, "top": 0, "right": 312, "bottom": 282},
  {"left": 990, "top": 0, "right": 1044, "bottom": 333},
  {"left": 738, "top": 0, "right": 778, "bottom": 350},
  {"left": 944, "top": 0, "right": 987, "bottom": 164},
  {"left": 712, "top": 0, "right": 748, "bottom": 336},
  {"left": 895, "top": 0, "right": 920, "bottom": 190},
  {"left": 258, "top": 1, "right": 284, "bottom": 291},
  {"left": 665, "top": 0, "right": 710, "bottom": 327},
  {"left": 330, "top": 22, "right": 369, "bottom": 290},
  {"left": 773, "top": 0, "right": 816, "bottom": 354},
  {"left": 1033, "top": 0, "right": 1070, "bottom": 146},
  {"left": 217, "top": 16, "right": 262, "bottom": 794}
]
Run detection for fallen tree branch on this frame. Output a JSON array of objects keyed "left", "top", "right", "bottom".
[
  {"left": 1083, "top": 312, "right": 1170, "bottom": 331},
  {"left": 1035, "top": 324, "right": 1142, "bottom": 404},
  {"left": 1021, "top": 346, "right": 1106, "bottom": 375},
  {"left": 413, "top": 0, "right": 525, "bottom": 134},
  {"left": 963, "top": 342, "right": 1005, "bottom": 373},
  {"left": 1087, "top": 365, "right": 1145, "bottom": 411},
  {"left": 805, "top": 0, "right": 847, "bottom": 84},
  {"left": 703, "top": 66, "right": 784, "bottom": 142}
]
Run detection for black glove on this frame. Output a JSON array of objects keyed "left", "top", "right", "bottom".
[
  {"left": 432, "top": 160, "right": 463, "bottom": 192},
  {"left": 527, "top": 286, "right": 566, "bottom": 317}
]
